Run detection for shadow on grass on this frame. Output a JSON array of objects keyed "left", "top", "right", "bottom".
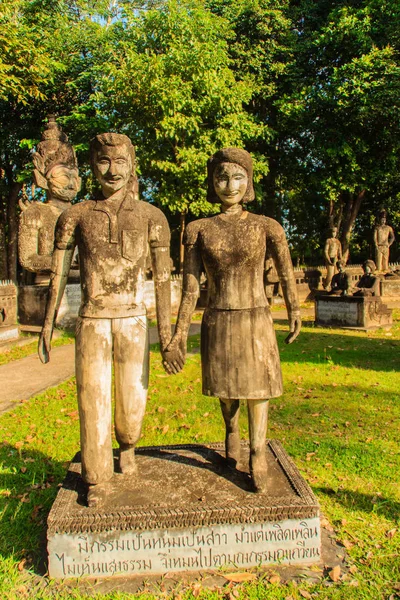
[
  {"left": 275, "top": 326, "right": 400, "bottom": 372},
  {"left": 314, "top": 486, "right": 400, "bottom": 522},
  {"left": 0, "top": 442, "right": 68, "bottom": 575}
]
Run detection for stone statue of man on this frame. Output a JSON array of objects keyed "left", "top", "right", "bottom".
[
  {"left": 18, "top": 115, "right": 81, "bottom": 284},
  {"left": 323, "top": 227, "right": 343, "bottom": 290},
  {"left": 38, "top": 133, "right": 172, "bottom": 506},
  {"left": 373, "top": 210, "right": 395, "bottom": 272}
]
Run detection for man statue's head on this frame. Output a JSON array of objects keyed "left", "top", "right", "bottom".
[
  {"left": 330, "top": 227, "right": 338, "bottom": 238},
  {"left": 90, "top": 133, "right": 136, "bottom": 199}
]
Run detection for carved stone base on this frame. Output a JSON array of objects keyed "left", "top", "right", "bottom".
[
  {"left": 47, "top": 441, "right": 321, "bottom": 579},
  {"left": 18, "top": 283, "right": 81, "bottom": 329},
  {"left": 0, "top": 325, "right": 19, "bottom": 343},
  {"left": 380, "top": 278, "right": 400, "bottom": 299},
  {"left": 315, "top": 295, "right": 392, "bottom": 330}
]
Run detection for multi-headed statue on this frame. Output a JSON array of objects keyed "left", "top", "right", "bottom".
[{"left": 19, "top": 115, "right": 81, "bottom": 283}]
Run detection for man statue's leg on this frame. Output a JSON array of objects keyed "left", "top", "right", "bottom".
[
  {"left": 113, "top": 316, "right": 149, "bottom": 475},
  {"left": 75, "top": 317, "right": 114, "bottom": 506},
  {"left": 247, "top": 399, "right": 269, "bottom": 493}
]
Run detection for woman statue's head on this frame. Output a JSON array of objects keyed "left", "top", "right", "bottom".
[{"left": 207, "top": 148, "right": 255, "bottom": 205}]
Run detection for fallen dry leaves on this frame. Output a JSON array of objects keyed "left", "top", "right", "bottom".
[{"left": 329, "top": 565, "right": 341, "bottom": 582}]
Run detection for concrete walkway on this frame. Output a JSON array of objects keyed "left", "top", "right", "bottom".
[
  {"left": 2, "top": 299, "right": 398, "bottom": 415},
  {"left": 0, "top": 324, "right": 202, "bottom": 414}
]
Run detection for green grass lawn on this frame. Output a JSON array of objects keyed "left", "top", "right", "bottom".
[{"left": 0, "top": 315, "right": 399, "bottom": 599}]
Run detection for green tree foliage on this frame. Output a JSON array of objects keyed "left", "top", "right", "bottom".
[
  {"left": 279, "top": 0, "right": 400, "bottom": 261},
  {"left": 96, "top": 0, "right": 266, "bottom": 216}
]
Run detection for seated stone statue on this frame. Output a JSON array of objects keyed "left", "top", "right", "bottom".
[
  {"left": 18, "top": 115, "right": 81, "bottom": 284},
  {"left": 353, "top": 260, "right": 380, "bottom": 296},
  {"left": 329, "top": 261, "right": 349, "bottom": 296}
]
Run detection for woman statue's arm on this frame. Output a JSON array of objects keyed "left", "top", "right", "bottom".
[{"left": 163, "top": 243, "right": 202, "bottom": 374}]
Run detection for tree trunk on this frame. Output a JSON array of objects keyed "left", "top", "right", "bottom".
[
  {"left": 340, "top": 189, "right": 366, "bottom": 263},
  {"left": 0, "top": 196, "right": 7, "bottom": 280},
  {"left": 6, "top": 181, "right": 22, "bottom": 282},
  {"left": 179, "top": 210, "right": 186, "bottom": 274}
]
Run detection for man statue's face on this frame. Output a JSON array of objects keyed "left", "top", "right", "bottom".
[
  {"left": 94, "top": 144, "right": 132, "bottom": 198},
  {"left": 380, "top": 216, "right": 386, "bottom": 225},
  {"left": 47, "top": 165, "right": 81, "bottom": 202}
]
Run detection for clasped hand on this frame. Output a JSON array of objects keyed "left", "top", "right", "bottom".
[{"left": 162, "top": 334, "right": 186, "bottom": 375}]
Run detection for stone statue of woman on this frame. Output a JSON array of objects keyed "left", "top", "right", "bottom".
[{"left": 163, "top": 148, "right": 301, "bottom": 493}]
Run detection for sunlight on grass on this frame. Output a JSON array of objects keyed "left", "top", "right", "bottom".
[{"left": 0, "top": 319, "right": 399, "bottom": 599}]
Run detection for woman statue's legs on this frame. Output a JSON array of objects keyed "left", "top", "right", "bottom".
[
  {"left": 247, "top": 399, "right": 269, "bottom": 492},
  {"left": 219, "top": 398, "right": 241, "bottom": 467}
]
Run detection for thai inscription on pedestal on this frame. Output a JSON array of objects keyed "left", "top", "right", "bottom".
[{"left": 47, "top": 442, "right": 321, "bottom": 579}]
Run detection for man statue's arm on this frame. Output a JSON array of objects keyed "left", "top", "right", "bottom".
[
  {"left": 388, "top": 227, "right": 395, "bottom": 247},
  {"left": 151, "top": 245, "right": 172, "bottom": 352},
  {"left": 38, "top": 229, "right": 75, "bottom": 364}
]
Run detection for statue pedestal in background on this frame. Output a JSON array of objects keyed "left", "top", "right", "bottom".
[
  {"left": 315, "top": 295, "right": 392, "bottom": 330},
  {"left": 18, "top": 283, "right": 81, "bottom": 330},
  {"left": 0, "top": 281, "right": 18, "bottom": 342},
  {"left": 47, "top": 441, "right": 321, "bottom": 579}
]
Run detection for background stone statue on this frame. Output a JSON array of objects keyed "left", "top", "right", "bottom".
[
  {"left": 373, "top": 210, "right": 395, "bottom": 272},
  {"left": 353, "top": 260, "right": 380, "bottom": 296},
  {"left": 163, "top": 148, "right": 301, "bottom": 493},
  {"left": 323, "top": 227, "right": 342, "bottom": 289},
  {"left": 18, "top": 115, "right": 81, "bottom": 284},
  {"left": 38, "top": 133, "right": 172, "bottom": 506},
  {"left": 329, "top": 261, "right": 349, "bottom": 296}
]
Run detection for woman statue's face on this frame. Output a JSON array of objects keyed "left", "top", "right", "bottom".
[{"left": 213, "top": 162, "right": 248, "bottom": 207}]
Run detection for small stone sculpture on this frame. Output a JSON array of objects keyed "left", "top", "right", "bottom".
[
  {"left": 163, "top": 148, "right": 301, "bottom": 493},
  {"left": 373, "top": 210, "right": 395, "bottom": 272},
  {"left": 18, "top": 116, "right": 81, "bottom": 283},
  {"left": 38, "top": 133, "right": 172, "bottom": 507},
  {"left": 323, "top": 227, "right": 343, "bottom": 290},
  {"left": 353, "top": 260, "right": 380, "bottom": 296},
  {"left": 329, "top": 261, "right": 349, "bottom": 296}
]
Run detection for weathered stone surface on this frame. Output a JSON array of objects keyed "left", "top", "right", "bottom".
[
  {"left": 381, "top": 278, "right": 400, "bottom": 298},
  {"left": 47, "top": 441, "right": 321, "bottom": 578},
  {"left": 373, "top": 210, "right": 395, "bottom": 272},
  {"left": 323, "top": 228, "right": 343, "bottom": 290},
  {"left": 0, "top": 280, "right": 17, "bottom": 332},
  {"left": 39, "top": 133, "right": 172, "bottom": 501},
  {"left": 315, "top": 295, "right": 392, "bottom": 329},
  {"left": 18, "top": 116, "right": 81, "bottom": 283},
  {"left": 163, "top": 148, "right": 301, "bottom": 494}
]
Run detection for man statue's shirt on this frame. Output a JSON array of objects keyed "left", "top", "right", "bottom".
[{"left": 55, "top": 191, "right": 170, "bottom": 318}]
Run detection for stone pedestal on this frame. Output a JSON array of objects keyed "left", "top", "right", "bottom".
[
  {"left": 18, "top": 280, "right": 183, "bottom": 328},
  {"left": 0, "top": 281, "right": 18, "bottom": 342},
  {"left": 47, "top": 441, "right": 321, "bottom": 579},
  {"left": 18, "top": 283, "right": 81, "bottom": 329},
  {"left": 380, "top": 278, "right": 400, "bottom": 299},
  {"left": 315, "top": 295, "right": 392, "bottom": 330}
]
